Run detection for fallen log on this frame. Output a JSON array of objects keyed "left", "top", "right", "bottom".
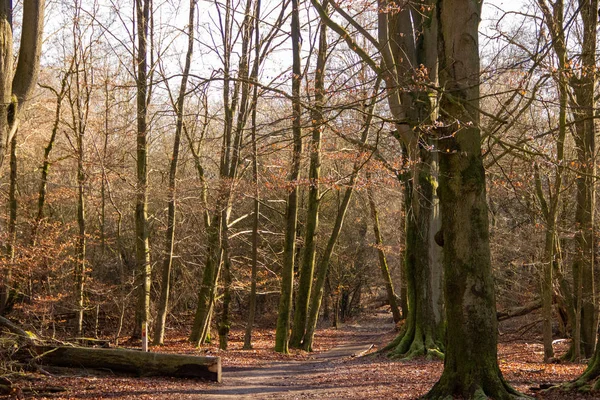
[
  {"left": 31, "top": 346, "right": 221, "bottom": 382},
  {"left": 0, "top": 315, "right": 36, "bottom": 345},
  {"left": 497, "top": 299, "right": 542, "bottom": 321}
]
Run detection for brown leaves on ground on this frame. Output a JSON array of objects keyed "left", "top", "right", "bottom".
[{"left": 5, "top": 312, "right": 594, "bottom": 399}]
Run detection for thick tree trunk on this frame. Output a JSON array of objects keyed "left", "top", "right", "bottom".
[
  {"left": 571, "top": 68, "right": 597, "bottom": 361},
  {"left": 425, "top": 0, "right": 520, "bottom": 398},
  {"left": 0, "top": 3, "right": 13, "bottom": 168},
  {"left": 0, "top": 0, "right": 45, "bottom": 312},
  {"left": 572, "top": 0, "right": 597, "bottom": 360},
  {"left": 2, "top": 0, "right": 45, "bottom": 167},
  {"left": 378, "top": 0, "right": 445, "bottom": 359},
  {"left": 385, "top": 152, "right": 444, "bottom": 360}
]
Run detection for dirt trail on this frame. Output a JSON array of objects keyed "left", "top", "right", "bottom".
[{"left": 194, "top": 311, "right": 394, "bottom": 399}]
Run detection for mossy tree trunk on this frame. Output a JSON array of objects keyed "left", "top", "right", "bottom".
[
  {"left": 274, "top": 0, "right": 303, "bottom": 354},
  {"left": 0, "top": 0, "right": 45, "bottom": 314},
  {"left": 289, "top": 3, "right": 328, "bottom": 349},
  {"left": 190, "top": 220, "right": 222, "bottom": 346},
  {"left": 381, "top": 0, "right": 445, "bottom": 360},
  {"left": 385, "top": 150, "right": 444, "bottom": 360},
  {"left": 185, "top": 102, "right": 221, "bottom": 347},
  {"left": 302, "top": 77, "right": 381, "bottom": 352},
  {"left": 425, "top": 0, "right": 521, "bottom": 398},
  {"left": 569, "top": 0, "right": 597, "bottom": 359},
  {"left": 218, "top": 220, "right": 232, "bottom": 350}
]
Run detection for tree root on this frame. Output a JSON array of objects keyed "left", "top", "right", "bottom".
[
  {"left": 424, "top": 383, "right": 530, "bottom": 400},
  {"left": 423, "top": 371, "right": 529, "bottom": 400},
  {"left": 384, "top": 325, "right": 444, "bottom": 361}
]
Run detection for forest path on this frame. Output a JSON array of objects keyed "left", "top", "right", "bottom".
[{"left": 194, "top": 310, "right": 395, "bottom": 399}]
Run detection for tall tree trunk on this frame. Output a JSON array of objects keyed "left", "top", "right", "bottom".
[
  {"left": 530, "top": 0, "right": 569, "bottom": 358},
  {"left": 67, "top": 4, "right": 91, "bottom": 336},
  {"left": 289, "top": 3, "right": 328, "bottom": 349},
  {"left": 0, "top": 1, "right": 13, "bottom": 169},
  {"left": 381, "top": 0, "right": 445, "bottom": 359},
  {"left": 153, "top": 0, "right": 196, "bottom": 346},
  {"left": 243, "top": 0, "right": 261, "bottom": 350},
  {"left": 534, "top": 161, "right": 562, "bottom": 362},
  {"left": 185, "top": 110, "right": 220, "bottom": 347},
  {"left": 1, "top": 135, "right": 17, "bottom": 316},
  {"left": 536, "top": 0, "right": 597, "bottom": 362},
  {"left": 274, "top": 0, "right": 303, "bottom": 354},
  {"left": 217, "top": 0, "right": 255, "bottom": 350},
  {"left": 0, "top": 0, "right": 45, "bottom": 313},
  {"left": 133, "top": 0, "right": 152, "bottom": 342},
  {"left": 570, "top": 0, "right": 597, "bottom": 358},
  {"left": 1, "top": 0, "right": 45, "bottom": 166},
  {"left": 425, "top": 0, "right": 520, "bottom": 397},
  {"left": 100, "top": 78, "right": 109, "bottom": 255},
  {"left": 570, "top": 2, "right": 600, "bottom": 384},
  {"left": 302, "top": 77, "right": 381, "bottom": 351},
  {"left": 75, "top": 117, "right": 86, "bottom": 336}
]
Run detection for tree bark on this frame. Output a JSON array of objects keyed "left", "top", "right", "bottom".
[
  {"left": 274, "top": 0, "right": 303, "bottom": 353},
  {"left": 425, "top": 0, "right": 520, "bottom": 398},
  {"left": 243, "top": 0, "right": 261, "bottom": 350},
  {"left": 385, "top": 147, "right": 445, "bottom": 360},
  {"left": 133, "top": 0, "right": 152, "bottom": 341},
  {"left": 2, "top": 135, "right": 17, "bottom": 316},
  {"left": 0, "top": 0, "right": 45, "bottom": 312},
  {"left": 570, "top": 0, "right": 597, "bottom": 357},
  {"left": 290, "top": 3, "right": 328, "bottom": 349}
]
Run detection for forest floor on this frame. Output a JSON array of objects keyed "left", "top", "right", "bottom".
[{"left": 4, "top": 309, "right": 597, "bottom": 399}]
